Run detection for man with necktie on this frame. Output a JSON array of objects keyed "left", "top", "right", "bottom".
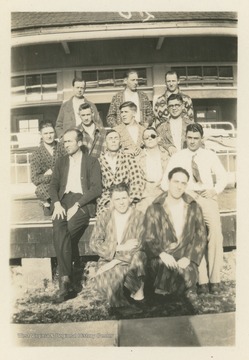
[{"left": 161, "top": 123, "right": 227, "bottom": 295}]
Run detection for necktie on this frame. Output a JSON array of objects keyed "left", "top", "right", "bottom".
[{"left": 192, "top": 154, "right": 202, "bottom": 183}]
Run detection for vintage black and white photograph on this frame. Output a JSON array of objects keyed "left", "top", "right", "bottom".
[{"left": 7, "top": 8, "right": 239, "bottom": 349}]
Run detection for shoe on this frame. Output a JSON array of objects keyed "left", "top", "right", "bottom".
[
  {"left": 209, "top": 283, "right": 221, "bottom": 295},
  {"left": 53, "top": 289, "right": 77, "bottom": 304},
  {"left": 198, "top": 284, "right": 209, "bottom": 296}
]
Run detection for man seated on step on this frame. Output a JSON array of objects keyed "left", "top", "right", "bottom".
[
  {"left": 89, "top": 182, "right": 147, "bottom": 307},
  {"left": 143, "top": 167, "right": 207, "bottom": 299},
  {"left": 161, "top": 123, "right": 228, "bottom": 295}
]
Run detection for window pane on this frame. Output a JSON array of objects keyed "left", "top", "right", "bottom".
[
  {"left": 42, "top": 73, "right": 57, "bottom": 100},
  {"left": 187, "top": 67, "right": 202, "bottom": 80},
  {"left": 98, "top": 70, "right": 114, "bottom": 87},
  {"left": 26, "top": 75, "right": 41, "bottom": 100},
  {"left": 171, "top": 67, "right": 187, "bottom": 81},
  {"left": 82, "top": 71, "right": 98, "bottom": 88},
  {"left": 203, "top": 66, "right": 218, "bottom": 79},
  {"left": 219, "top": 66, "right": 233, "bottom": 79},
  {"left": 11, "top": 76, "right": 25, "bottom": 102},
  {"left": 114, "top": 69, "right": 128, "bottom": 87}
]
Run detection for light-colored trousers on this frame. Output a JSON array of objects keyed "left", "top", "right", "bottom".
[{"left": 196, "top": 195, "right": 223, "bottom": 284}]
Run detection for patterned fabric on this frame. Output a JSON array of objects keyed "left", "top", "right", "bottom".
[
  {"left": 136, "top": 146, "right": 170, "bottom": 213},
  {"left": 97, "top": 150, "right": 144, "bottom": 214},
  {"left": 114, "top": 122, "right": 145, "bottom": 157},
  {"left": 106, "top": 90, "right": 155, "bottom": 127},
  {"left": 143, "top": 192, "right": 207, "bottom": 293},
  {"left": 55, "top": 97, "right": 103, "bottom": 139},
  {"left": 77, "top": 124, "right": 106, "bottom": 158},
  {"left": 30, "top": 141, "right": 66, "bottom": 201},
  {"left": 154, "top": 89, "right": 194, "bottom": 127},
  {"left": 157, "top": 116, "right": 193, "bottom": 152},
  {"left": 89, "top": 208, "right": 147, "bottom": 306}
]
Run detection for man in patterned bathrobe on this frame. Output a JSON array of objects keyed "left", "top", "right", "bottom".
[
  {"left": 31, "top": 122, "right": 66, "bottom": 215},
  {"left": 97, "top": 129, "right": 144, "bottom": 214},
  {"left": 143, "top": 167, "right": 207, "bottom": 298},
  {"left": 90, "top": 182, "right": 147, "bottom": 307}
]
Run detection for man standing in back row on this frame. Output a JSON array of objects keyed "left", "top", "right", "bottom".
[
  {"left": 55, "top": 77, "right": 103, "bottom": 139},
  {"left": 107, "top": 69, "right": 155, "bottom": 128},
  {"left": 154, "top": 70, "right": 194, "bottom": 128}
]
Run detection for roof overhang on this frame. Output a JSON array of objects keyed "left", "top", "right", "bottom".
[{"left": 11, "top": 21, "right": 237, "bottom": 47}]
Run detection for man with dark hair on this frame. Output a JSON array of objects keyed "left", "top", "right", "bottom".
[
  {"left": 89, "top": 182, "right": 146, "bottom": 307},
  {"left": 97, "top": 129, "right": 144, "bottom": 214},
  {"left": 31, "top": 122, "right": 66, "bottom": 215},
  {"left": 113, "top": 101, "right": 145, "bottom": 156},
  {"left": 107, "top": 69, "right": 155, "bottom": 127},
  {"left": 157, "top": 93, "right": 193, "bottom": 156},
  {"left": 77, "top": 103, "right": 106, "bottom": 158},
  {"left": 136, "top": 126, "right": 169, "bottom": 213},
  {"left": 49, "top": 128, "right": 102, "bottom": 303},
  {"left": 55, "top": 77, "right": 102, "bottom": 139},
  {"left": 161, "top": 123, "right": 227, "bottom": 295},
  {"left": 143, "top": 167, "right": 207, "bottom": 298},
  {"left": 154, "top": 70, "right": 194, "bottom": 127}
]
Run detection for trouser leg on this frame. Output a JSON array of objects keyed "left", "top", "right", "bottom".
[
  {"left": 197, "top": 196, "right": 223, "bottom": 284},
  {"left": 52, "top": 193, "right": 89, "bottom": 277}
]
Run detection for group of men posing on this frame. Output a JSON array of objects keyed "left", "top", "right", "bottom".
[{"left": 30, "top": 69, "right": 227, "bottom": 306}]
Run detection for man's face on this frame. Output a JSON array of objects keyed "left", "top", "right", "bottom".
[
  {"left": 105, "top": 132, "right": 120, "bottom": 152},
  {"left": 143, "top": 129, "right": 159, "bottom": 149},
  {"left": 73, "top": 81, "right": 85, "bottom": 98},
  {"left": 125, "top": 72, "right": 138, "bottom": 92},
  {"left": 168, "top": 172, "right": 188, "bottom": 199},
  {"left": 41, "top": 126, "right": 55, "bottom": 145},
  {"left": 120, "top": 106, "right": 136, "bottom": 125},
  {"left": 165, "top": 73, "right": 179, "bottom": 93},
  {"left": 186, "top": 131, "right": 202, "bottom": 152},
  {"left": 63, "top": 131, "right": 82, "bottom": 155},
  {"left": 79, "top": 108, "right": 94, "bottom": 127},
  {"left": 111, "top": 190, "right": 131, "bottom": 214},
  {"left": 167, "top": 99, "right": 184, "bottom": 119}
]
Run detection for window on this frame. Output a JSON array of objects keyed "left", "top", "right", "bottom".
[
  {"left": 19, "top": 119, "right": 39, "bottom": 133},
  {"left": 171, "top": 65, "right": 234, "bottom": 87},
  {"left": 81, "top": 67, "right": 148, "bottom": 89},
  {"left": 11, "top": 73, "right": 57, "bottom": 102}
]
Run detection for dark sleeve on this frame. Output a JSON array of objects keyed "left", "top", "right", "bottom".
[
  {"left": 106, "top": 94, "right": 118, "bottom": 127},
  {"left": 49, "top": 157, "right": 63, "bottom": 203},
  {"left": 55, "top": 103, "right": 65, "bottom": 139},
  {"left": 78, "top": 157, "right": 102, "bottom": 207},
  {"left": 143, "top": 205, "right": 164, "bottom": 258},
  {"left": 30, "top": 149, "right": 51, "bottom": 186}
]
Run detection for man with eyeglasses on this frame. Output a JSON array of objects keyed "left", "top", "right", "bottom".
[
  {"left": 136, "top": 127, "right": 169, "bottom": 213},
  {"left": 154, "top": 70, "right": 194, "bottom": 127},
  {"left": 157, "top": 93, "right": 193, "bottom": 156}
]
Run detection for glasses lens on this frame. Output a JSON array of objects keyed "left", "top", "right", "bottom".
[
  {"left": 169, "top": 104, "right": 181, "bottom": 109},
  {"left": 144, "top": 134, "right": 157, "bottom": 140}
]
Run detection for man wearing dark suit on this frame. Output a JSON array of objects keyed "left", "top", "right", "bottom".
[
  {"left": 55, "top": 77, "right": 103, "bottom": 139},
  {"left": 49, "top": 128, "right": 102, "bottom": 302}
]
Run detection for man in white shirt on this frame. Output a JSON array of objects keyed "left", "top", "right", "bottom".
[
  {"left": 49, "top": 129, "right": 102, "bottom": 303},
  {"left": 55, "top": 77, "right": 102, "bottom": 139},
  {"left": 161, "top": 123, "right": 227, "bottom": 295},
  {"left": 157, "top": 94, "right": 192, "bottom": 156}
]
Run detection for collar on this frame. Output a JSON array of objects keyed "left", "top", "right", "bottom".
[{"left": 153, "top": 191, "right": 196, "bottom": 206}]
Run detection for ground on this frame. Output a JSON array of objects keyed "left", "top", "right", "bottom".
[{"left": 11, "top": 250, "right": 236, "bottom": 324}]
